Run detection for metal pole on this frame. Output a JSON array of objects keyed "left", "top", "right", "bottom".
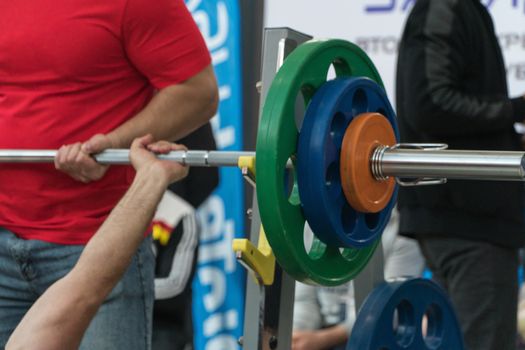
[
  {"left": 4, "top": 145, "right": 525, "bottom": 182},
  {"left": 0, "top": 149, "right": 256, "bottom": 167},
  {"left": 373, "top": 146, "right": 525, "bottom": 182}
]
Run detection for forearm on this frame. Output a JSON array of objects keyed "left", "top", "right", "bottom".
[
  {"left": 6, "top": 168, "right": 169, "bottom": 350},
  {"left": 316, "top": 325, "right": 349, "bottom": 348},
  {"left": 72, "top": 167, "right": 168, "bottom": 299},
  {"left": 107, "top": 66, "right": 218, "bottom": 148},
  {"left": 292, "top": 325, "right": 348, "bottom": 350},
  {"left": 8, "top": 136, "right": 189, "bottom": 350},
  {"left": 7, "top": 168, "right": 169, "bottom": 349}
]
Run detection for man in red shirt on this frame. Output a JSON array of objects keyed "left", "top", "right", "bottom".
[{"left": 0, "top": 0, "right": 218, "bottom": 348}]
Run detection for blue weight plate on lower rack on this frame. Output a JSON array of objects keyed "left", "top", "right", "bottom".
[
  {"left": 297, "top": 77, "right": 398, "bottom": 248},
  {"left": 347, "top": 278, "right": 464, "bottom": 350}
]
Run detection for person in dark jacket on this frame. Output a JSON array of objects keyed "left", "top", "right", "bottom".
[{"left": 396, "top": 1, "right": 525, "bottom": 349}]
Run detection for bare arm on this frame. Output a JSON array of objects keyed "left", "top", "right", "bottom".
[
  {"left": 55, "top": 65, "right": 218, "bottom": 183},
  {"left": 107, "top": 65, "right": 218, "bottom": 148},
  {"left": 292, "top": 326, "right": 349, "bottom": 350},
  {"left": 7, "top": 135, "right": 188, "bottom": 350}
]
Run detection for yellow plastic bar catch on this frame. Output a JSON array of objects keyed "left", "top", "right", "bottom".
[
  {"left": 232, "top": 226, "right": 275, "bottom": 285},
  {"left": 238, "top": 156, "right": 256, "bottom": 176}
]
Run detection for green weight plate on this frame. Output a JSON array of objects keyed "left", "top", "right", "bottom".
[{"left": 256, "top": 39, "right": 385, "bottom": 286}]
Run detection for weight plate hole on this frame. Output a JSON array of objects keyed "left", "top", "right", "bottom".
[
  {"left": 303, "top": 222, "right": 326, "bottom": 260},
  {"left": 365, "top": 212, "right": 380, "bottom": 230},
  {"left": 330, "top": 112, "right": 347, "bottom": 147},
  {"left": 331, "top": 57, "right": 352, "bottom": 77},
  {"left": 423, "top": 303, "right": 444, "bottom": 349},
  {"left": 325, "top": 162, "right": 342, "bottom": 197},
  {"left": 283, "top": 157, "right": 300, "bottom": 206},
  {"left": 295, "top": 85, "right": 314, "bottom": 132},
  {"left": 326, "top": 64, "right": 337, "bottom": 81},
  {"left": 393, "top": 300, "right": 416, "bottom": 347},
  {"left": 339, "top": 247, "right": 360, "bottom": 261},
  {"left": 341, "top": 202, "right": 357, "bottom": 233},
  {"left": 294, "top": 90, "right": 306, "bottom": 132},
  {"left": 352, "top": 88, "right": 368, "bottom": 116},
  {"left": 377, "top": 107, "right": 387, "bottom": 117}
]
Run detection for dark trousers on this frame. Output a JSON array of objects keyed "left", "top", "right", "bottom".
[{"left": 418, "top": 236, "right": 519, "bottom": 350}]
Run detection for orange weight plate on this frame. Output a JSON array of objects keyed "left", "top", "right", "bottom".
[{"left": 340, "top": 113, "right": 396, "bottom": 213}]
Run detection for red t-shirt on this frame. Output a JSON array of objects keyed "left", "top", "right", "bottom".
[{"left": 0, "top": 0, "right": 211, "bottom": 244}]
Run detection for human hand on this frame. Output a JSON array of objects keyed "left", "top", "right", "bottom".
[
  {"left": 291, "top": 330, "right": 324, "bottom": 350},
  {"left": 54, "top": 134, "right": 114, "bottom": 183},
  {"left": 129, "top": 134, "right": 189, "bottom": 185}
]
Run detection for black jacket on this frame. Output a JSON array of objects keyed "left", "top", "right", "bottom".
[{"left": 396, "top": 0, "right": 525, "bottom": 247}]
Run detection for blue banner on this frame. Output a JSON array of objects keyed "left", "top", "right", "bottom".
[{"left": 186, "top": 1, "right": 245, "bottom": 349}]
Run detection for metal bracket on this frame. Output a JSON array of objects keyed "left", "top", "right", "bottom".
[
  {"left": 232, "top": 226, "right": 276, "bottom": 286},
  {"left": 239, "top": 155, "right": 257, "bottom": 187}
]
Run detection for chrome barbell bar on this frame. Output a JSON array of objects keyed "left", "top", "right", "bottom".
[
  {"left": 1, "top": 145, "right": 525, "bottom": 183},
  {"left": 371, "top": 144, "right": 525, "bottom": 184},
  {"left": 0, "top": 149, "right": 255, "bottom": 167}
]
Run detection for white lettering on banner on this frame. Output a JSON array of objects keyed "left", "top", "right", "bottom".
[
  {"left": 364, "top": 0, "right": 525, "bottom": 14},
  {"left": 212, "top": 84, "right": 236, "bottom": 149},
  {"left": 508, "top": 62, "right": 525, "bottom": 80},
  {"left": 199, "top": 266, "right": 226, "bottom": 312},
  {"left": 197, "top": 267, "right": 239, "bottom": 341},
  {"left": 364, "top": 0, "right": 415, "bottom": 13},
  {"left": 186, "top": 0, "right": 200, "bottom": 12},
  {"left": 483, "top": 0, "right": 525, "bottom": 12},
  {"left": 212, "top": 49, "right": 229, "bottom": 66},
  {"left": 355, "top": 36, "right": 398, "bottom": 55},
  {"left": 192, "top": 1, "right": 229, "bottom": 67},
  {"left": 499, "top": 32, "right": 525, "bottom": 50},
  {"left": 212, "top": 86, "right": 236, "bottom": 149},
  {"left": 198, "top": 196, "right": 224, "bottom": 242},
  {"left": 194, "top": 2, "right": 229, "bottom": 51},
  {"left": 203, "top": 309, "right": 239, "bottom": 336},
  {"left": 205, "top": 335, "right": 239, "bottom": 350},
  {"left": 192, "top": 0, "right": 235, "bottom": 150}
]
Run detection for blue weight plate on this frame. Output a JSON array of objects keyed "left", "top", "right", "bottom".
[
  {"left": 297, "top": 77, "right": 398, "bottom": 248},
  {"left": 347, "top": 278, "right": 464, "bottom": 350}
]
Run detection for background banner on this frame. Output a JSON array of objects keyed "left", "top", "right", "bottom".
[
  {"left": 186, "top": 1, "right": 245, "bottom": 349},
  {"left": 265, "top": 0, "right": 525, "bottom": 104}
]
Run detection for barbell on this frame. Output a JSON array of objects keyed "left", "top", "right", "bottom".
[
  {"left": 2, "top": 39, "right": 525, "bottom": 287},
  {"left": 2, "top": 144, "right": 522, "bottom": 181}
]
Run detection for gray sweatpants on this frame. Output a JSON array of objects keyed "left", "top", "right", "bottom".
[{"left": 418, "top": 236, "right": 519, "bottom": 350}]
